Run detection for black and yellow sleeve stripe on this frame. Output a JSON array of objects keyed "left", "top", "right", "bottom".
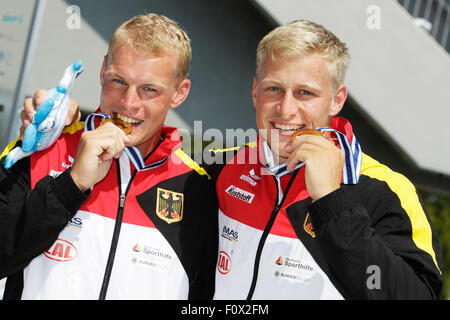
[{"left": 361, "top": 153, "right": 442, "bottom": 275}]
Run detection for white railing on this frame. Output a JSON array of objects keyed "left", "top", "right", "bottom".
[{"left": 397, "top": 0, "right": 450, "bottom": 53}]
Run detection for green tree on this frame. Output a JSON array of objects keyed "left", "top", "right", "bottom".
[{"left": 419, "top": 190, "right": 450, "bottom": 300}]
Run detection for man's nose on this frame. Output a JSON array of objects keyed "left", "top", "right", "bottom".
[
  {"left": 278, "top": 90, "right": 298, "bottom": 119},
  {"left": 120, "top": 86, "right": 140, "bottom": 109}
]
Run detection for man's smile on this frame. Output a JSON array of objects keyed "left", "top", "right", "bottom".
[
  {"left": 271, "top": 121, "right": 305, "bottom": 134},
  {"left": 113, "top": 112, "right": 144, "bottom": 125}
]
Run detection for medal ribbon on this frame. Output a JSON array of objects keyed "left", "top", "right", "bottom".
[
  {"left": 84, "top": 113, "right": 168, "bottom": 172},
  {"left": 265, "top": 128, "right": 362, "bottom": 184}
]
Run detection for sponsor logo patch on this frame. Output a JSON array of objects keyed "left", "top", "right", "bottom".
[
  {"left": 217, "top": 250, "right": 231, "bottom": 274},
  {"left": 132, "top": 243, "right": 141, "bottom": 252},
  {"left": 239, "top": 169, "right": 261, "bottom": 187},
  {"left": 240, "top": 174, "right": 257, "bottom": 186},
  {"left": 48, "top": 156, "right": 74, "bottom": 178},
  {"left": 275, "top": 256, "right": 283, "bottom": 265},
  {"left": 221, "top": 225, "right": 239, "bottom": 243},
  {"left": 275, "top": 256, "right": 314, "bottom": 272},
  {"left": 225, "top": 185, "right": 255, "bottom": 204},
  {"left": 63, "top": 211, "right": 90, "bottom": 243},
  {"left": 62, "top": 155, "right": 74, "bottom": 169},
  {"left": 274, "top": 256, "right": 315, "bottom": 283},
  {"left": 156, "top": 188, "right": 184, "bottom": 224},
  {"left": 44, "top": 239, "right": 78, "bottom": 262},
  {"left": 131, "top": 243, "right": 172, "bottom": 270},
  {"left": 67, "top": 216, "right": 83, "bottom": 230}
]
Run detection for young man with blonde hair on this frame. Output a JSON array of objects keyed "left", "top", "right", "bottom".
[
  {"left": 208, "top": 20, "right": 443, "bottom": 299},
  {"left": 0, "top": 13, "right": 218, "bottom": 300}
]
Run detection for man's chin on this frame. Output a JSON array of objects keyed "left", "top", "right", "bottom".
[
  {"left": 275, "top": 151, "right": 289, "bottom": 164},
  {"left": 266, "top": 142, "right": 289, "bottom": 164}
]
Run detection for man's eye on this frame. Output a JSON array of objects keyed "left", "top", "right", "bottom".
[
  {"left": 139, "top": 87, "right": 159, "bottom": 99},
  {"left": 143, "top": 87, "right": 157, "bottom": 92},
  {"left": 264, "top": 86, "right": 281, "bottom": 94},
  {"left": 112, "top": 79, "right": 126, "bottom": 85},
  {"left": 300, "top": 90, "right": 311, "bottom": 95}
]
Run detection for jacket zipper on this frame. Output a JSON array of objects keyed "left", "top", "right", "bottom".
[
  {"left": 98, "top": 161, "right": 136, "bottom": 300},
  {"left": 246, "top": 169, "right": 299, "bottom": 300},
  {"left": 97, "top": 139, "right": 164, "bottom": 299}
]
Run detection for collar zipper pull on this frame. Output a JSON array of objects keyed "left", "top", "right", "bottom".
[{"left": 119, "top": 194, "right": 126, "bottom": 208}]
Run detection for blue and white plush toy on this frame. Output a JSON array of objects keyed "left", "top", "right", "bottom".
[{"left": 4, "top": 60, "right": 84, "bottom": 169}]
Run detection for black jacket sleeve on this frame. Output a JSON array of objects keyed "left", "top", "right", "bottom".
[
  {"left": 0, "top": 153, "right": 88, "bottom": 278},
  {"left": 307, "top": 181, "right": 444, "bottom": 300},
  {"left": 187, "top": 174, "right": 219, "bottom": 299}
]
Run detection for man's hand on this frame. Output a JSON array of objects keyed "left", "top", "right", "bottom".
[
  {"left": 70, "top": 123, "right": 130, "bottom": 192},
  {"left": 285, "top": 134, "right": 345, "bottom": 201},
  {"left": 20, "top": 89, "right": 81, "bottom": 139}
]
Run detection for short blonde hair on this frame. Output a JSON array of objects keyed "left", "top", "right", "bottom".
[
  {"left": 256, "top": 20, "right": 349, "bottom": 92},
  {"left": 107, "top": 13, "right": 191, "bottom": 84}
]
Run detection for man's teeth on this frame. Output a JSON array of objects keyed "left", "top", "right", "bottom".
[
  {"left": 116, "top": 114, "right": 141, "bottom": 124},
  {"left": 273, "top": 123, "right": 303, "bottom": 131}
]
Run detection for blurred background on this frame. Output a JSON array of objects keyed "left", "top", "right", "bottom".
[{"left": 0, "top": 0, "right": 449, "bottom": 298}]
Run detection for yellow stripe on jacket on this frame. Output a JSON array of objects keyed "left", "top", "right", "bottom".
[
  {"left": 361, "top": 153, "right": 441, "bottom": 274},
  {"left": 0, "top": 137, "right": 21, "bottom": 161},
  {"left": 174, "top": 149, "right": 211, "bottom": 179}
]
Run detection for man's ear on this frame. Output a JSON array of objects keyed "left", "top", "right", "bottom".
[
  {"left": 170, "top": 79, "right": 191, "bottom": 109},
  {"left": 329, "top": 84, "right": 347, "bottom": 116},
  {"left": 100, "top": 55, "right": 107, "bottom": 86},
  {"left": 252, "top": 77, "right": 258, "bottom": 108}
]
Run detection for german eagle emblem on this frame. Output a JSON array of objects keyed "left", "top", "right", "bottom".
[{"left": 156, "top": 188, "right": 184, "bottom": 224}]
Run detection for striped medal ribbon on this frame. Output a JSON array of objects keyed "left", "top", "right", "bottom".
[
  {"left": 84, "top": 113, "right": 168, "bottom": 172},
  {"left": 266, "top": 128, "right": 362, "bottom": 184}
]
